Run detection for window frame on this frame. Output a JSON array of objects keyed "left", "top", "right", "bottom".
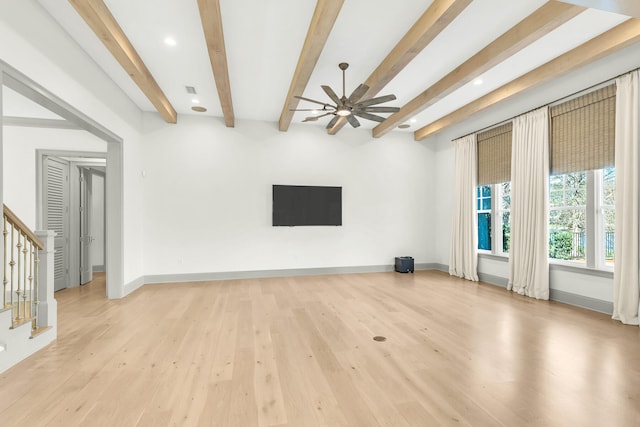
[
  {"left": 475, "top": 170, "right": 613, "bottom": 273},
  {"left": 548, "top": 169, "right": 614, "bottom": 272},
  {"left": 477, "top": 185, "right": 492, "bottom": 252},
  {"left": 477, "top": 182, "right": 510, "bottom": 257}
]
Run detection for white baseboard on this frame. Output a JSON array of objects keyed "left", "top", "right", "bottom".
[
  {"left": 123, "top": 276, "right": 145, "bottom": 297},
  {"left": 121, "top": 263, "right": 613, "bottom": 316}
]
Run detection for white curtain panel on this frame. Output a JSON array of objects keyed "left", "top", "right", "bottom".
[
  {"left": 449, "top": 134, "right": 479, "bottom": 281},
  {"left": 508, "top": 107, "right": 549, "bottom": 299},
  {"left": 612, "top": 71, "right": 640, "bottom": 326}
]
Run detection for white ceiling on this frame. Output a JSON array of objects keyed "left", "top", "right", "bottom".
[{"left": 35, "top": 0, "right": 635, "bottom": 132}]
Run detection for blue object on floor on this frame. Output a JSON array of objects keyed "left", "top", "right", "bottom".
[{"left": 395, "top": 256, "right": 414, "bottom": 273}]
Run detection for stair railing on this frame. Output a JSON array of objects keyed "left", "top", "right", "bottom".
[{"left": 3, "top": 204, "right": 43, "bottom": 331}]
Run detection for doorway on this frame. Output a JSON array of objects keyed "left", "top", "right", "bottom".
[
  {"left": 0, "top": 59, "right": 124, "bottom": 299},
  {"left": 39, "top": 152, "right": 107, "bottom": 290}
]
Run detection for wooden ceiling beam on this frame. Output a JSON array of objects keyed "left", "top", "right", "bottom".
[
  {"left": 327, "top": 0, "right": 473, "bottom": 135},
  {"left": 414, "top": 18, "right": 640, "bottom": 141},
  {"left": 278, "top": 0, "right": 345, "bottom": 132},
  {"left": 558, "top": 0, "right": 640, "bottom": 18},
  {"left": 198, "top": 0, "right": 234, "bottom": 127},
  {"left": 373, "top": 1, "right": 584, "bottom": 138},
  {"left": 68, "top": 0, "right": 177, "bottom": 123}
]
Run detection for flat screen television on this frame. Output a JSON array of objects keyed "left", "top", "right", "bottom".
[{"left": 272, "top": 185, "right": 342, "bottom": 226}]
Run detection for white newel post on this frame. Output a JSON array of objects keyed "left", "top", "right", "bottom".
[{"left": 35, "top": 231, "right": 57, "bottom": 331}]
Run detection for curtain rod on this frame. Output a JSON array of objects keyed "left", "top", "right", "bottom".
[{"left": 453, "top": 65, "right": 640, "bottom": 141}]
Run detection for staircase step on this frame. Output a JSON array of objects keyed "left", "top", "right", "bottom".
[
  {"left": 30, "top": 326, "right": 50, "bottom": 339},
  {"left": 11, "top": 316, "right": 33, "bottom": 330},
  {"left": 0, "top": 307, "right": 13, "bottom": 328}
]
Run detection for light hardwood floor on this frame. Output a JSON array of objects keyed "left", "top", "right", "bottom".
[{"left": 1, "top": 271, "right": 639, "bottom": 426}]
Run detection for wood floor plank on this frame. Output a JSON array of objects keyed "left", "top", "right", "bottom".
[{"left": 1, "top": 271, "right": 639, "bottom": 426}]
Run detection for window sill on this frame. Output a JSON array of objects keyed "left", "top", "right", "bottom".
[
  {"left": 477, "top": 253, "right": 614, "bottom": 279},
  {"left": 549, "top": 261, "right": 613, "bottom": 278},
  {"left": 478, "top": 252, "right": 508, "bottom": 262}
]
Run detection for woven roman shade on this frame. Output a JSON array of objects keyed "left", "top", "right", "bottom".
[
  {"left": 550, "top": 84, "right": 615, "bottom": 174},
  {"left": 477, "top": 122, "right": 513, "bottom": 185}
]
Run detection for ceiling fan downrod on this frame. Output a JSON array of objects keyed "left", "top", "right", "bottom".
[{"left": 339, "top": 62, "right": 349, "bottom": 99}]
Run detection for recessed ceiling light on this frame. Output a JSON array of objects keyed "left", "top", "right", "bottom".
[
  {"left": 398, "top": 124, "right": 410, "bottom": 129},
  {"left": 473, "top": 78, "right": 483, "bottom": 86},
  {"left": 311, "top": 110, "right": 319, "bottom": 115},
  {"left": 164, "top": 37, "right": 177, "bottom": 47},
  {"left": 410, "top": 118, "right": 417, "bottom": 123},
  {"left": 192, "top": 99, "right": 200, "bottom": 104},
  {"left": 192, "top": 106, "right": 207, "bottom": 113}
]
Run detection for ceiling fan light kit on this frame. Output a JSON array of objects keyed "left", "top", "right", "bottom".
[{"left": 292, "top": 63, "right": 399, "bottom": 129}]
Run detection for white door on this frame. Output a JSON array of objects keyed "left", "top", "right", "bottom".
[
  {"left": 80, "top": 168, "right": 93, "bottom": 285},
  {"left": 44, "top": 157, "right": 70, "bottom": 292}
]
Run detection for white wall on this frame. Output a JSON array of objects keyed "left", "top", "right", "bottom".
[
  {"left": 430, "top": 42, "right": 640, "bottom": 303},
  {"left": 142, "top": 115, "right": 435, "bottom": 275},
  {"left": 0, "top": 0, "right": 146, "bottom": 287},
  {"left": 1, "top": 126, "right": 106, "bottom": 230},
  {"left": 91, "top": 172, "right": 105, "bottom": 268}
]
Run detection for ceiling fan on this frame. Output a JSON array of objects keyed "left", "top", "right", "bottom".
[{"left": 292, "top": 63, "right": 399, "bottom": 129}]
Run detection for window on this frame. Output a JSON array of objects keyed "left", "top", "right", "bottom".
[
  {"left": 547, "top": 84, "right": 615, "bottom": 270},
  {"left": 549, "top": 172, "right": 586, "bottom": 262},
  {"left": 601, "top": 167, "right": 615, "bottom": 266},
  {"left": 548, "top": 168, "right": 614, "bottom": 268},
  {"left": 498, "top": 182, "right": 511, "bottom": 253},
  {"left": 477, "top": 185, "right": 491, "bottom": 251},
  {"left": 471, "top": 84, "right": 615, "bottom": 271},
  {"left": 476, "top": 182, "right": 511, "bottom": 255}
]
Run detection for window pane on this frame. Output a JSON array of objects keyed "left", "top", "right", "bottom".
[
  {"left": 603, "top": 167, "right": 615, "bottom": 266},
  {"left": 482, "top": 198, "right": 491, "bottom": 210},
  {"left": 566, "top": 172, "right": 587, "bottom": 188},
  {"left": 550, "top": 191, "right": 564, "bottom": 207},
  {"left": 568, "top": 188, "right": 587, "bottom": 206},
  {"left": 603, "top": 167, "right": 615, "bottom": 205},
  {"left": 502, "top": 212, "right": 510, "bottom": 253},
  {"left": 500, "top": 182, "right": 511, "bottom": 210},
  {"left": 481, "top": 185, "right": 491, "bottom": 197},
  {"left": 549, "top": 175, "right": 563, "bottom": 190},
  {"left": 604, "top": 212, "right": 614, "bottom": 266},
  {"left": 549, "top": 209, "right": 586, "bottom": 261},
  {"left": 478, "top": 213, "right": 491, "bottom": 250}
]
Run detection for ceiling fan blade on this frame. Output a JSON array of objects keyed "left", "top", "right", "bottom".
[
  {"left": 355, "top": 94, "right": 397, "bottom": 108},
  {"left": 352, "top": 111, "right": 386, "bottom": 123},
  {"left": 360, "top": 106, "right": 400, "bottom": 113},
  {"left": 302, "top": 112, "right": 334, "bottom": 122},
  {"left": 348, "top": 84, "right": 369, "bottom": 104},
  {"left": 321, "top": 85, "right": 342, "bottom": 105},
  {"left": 294, "top": 95, "right": 332, "bottom": 108},
  {"left": 326, "top": 115, "right": 341, "bottom": 129},
  {"left": 290, "top": 108, "right": 336, "bottom": 112},
  {"left": 346, "top": 114, "right": 360, "bottom": 128}
]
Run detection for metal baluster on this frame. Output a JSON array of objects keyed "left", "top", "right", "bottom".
[
  {"left": 9, "top": 224, "right": 15, "bottom": 312},
  {"left": 2, "top": 216, "right": 7, "bottom": 308},
  {"left": 16, "top": 230, "right": 22, "bottom": 321},
  {"left": 22, "top": 234, "right": 28, "bottom": 321}
]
